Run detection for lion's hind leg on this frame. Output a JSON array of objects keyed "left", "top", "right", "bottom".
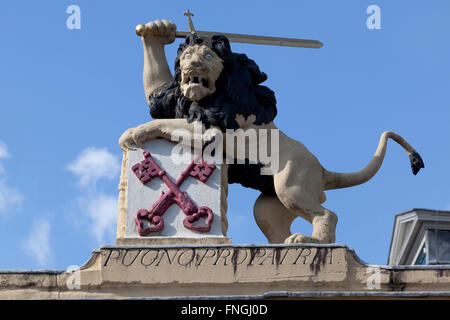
[
  {"left": 284, "top": 206, "right": 338, "bottom": 244},
  {"left": 253, "top": 194, "right": 296, "bottom": 243},
  {"left": 273, "top": 163, "right": 338, "bottom": 244}
]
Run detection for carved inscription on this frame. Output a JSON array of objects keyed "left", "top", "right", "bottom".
[{"left": 102, "top": 246, "right": 340, "bottom": 275}]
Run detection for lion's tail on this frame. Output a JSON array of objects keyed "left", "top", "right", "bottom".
[{"left": 324, "top": 131, "right": 424, "bottom": 190}]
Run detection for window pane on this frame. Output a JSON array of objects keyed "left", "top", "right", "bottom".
[
  {"left": 426, "top": 229, "right": 450, "bottom": 265},
  {"left": 414, "top": 243, "right": 426, "bottom": 265}
]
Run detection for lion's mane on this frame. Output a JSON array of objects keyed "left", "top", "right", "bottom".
[
  {"left": 149, "top": 34, "right": 277, "bottom": 195},
  {"left": 149, "top": 34, "right": 277, "bottom": 131}
]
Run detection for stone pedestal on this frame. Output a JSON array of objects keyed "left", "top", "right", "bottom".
[
  {"left": 2, "top": 244, "right": 450, "bottom": 299},
  {"left": 116, "top": 139, "right": 230, "bottom": 245},
  {"left": 98, "top": 244, "right": 347, "bottom": 289}
]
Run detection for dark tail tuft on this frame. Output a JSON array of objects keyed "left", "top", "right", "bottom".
[{"left": 409, "top": 151, "right": 425, "bottom": 175}]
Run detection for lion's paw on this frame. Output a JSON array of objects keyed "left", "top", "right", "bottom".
[
  {"left": 119, "top": 128, "right": 136, "bottom": 151},
  {"left": 119, "top": 122, "right": 163, "bottom": 151},
  {"left": 130, "top": 125, "right": 149, "bottom": 148},
  {"left": 284, "top": 233, "right": 320, "bottom": 244},
  {"left": 137, "top": 19, "right": 176, "bottom": 45}
]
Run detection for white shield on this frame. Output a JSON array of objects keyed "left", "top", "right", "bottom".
[{"left": 117, "top": 139, "right": 229, "bottom": 244}]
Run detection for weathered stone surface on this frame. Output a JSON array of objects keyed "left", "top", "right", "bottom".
[
  {"left": 100, "top": 244, "right": 347, "bottom": 285},
  {"left": 1, "top": 245, "right": 449, "bottom": 299},
  {"left": 0, "top": 272, "right": 58, "bottom": 288}
]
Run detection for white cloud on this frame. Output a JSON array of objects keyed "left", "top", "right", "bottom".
[
  {"left": 0, "top": 180, "right": 24, "bottom": 214},
  {"left": 67, "top": 147, "right": 120, "bottom": 186},
  {"left": 0, "top": 141, "right": 23, "bottom": 215},
  {"left": 81, "top": 194, "right": 117, "bottom": 243},
  {"left": 0, "top": 141, "right": 9, "bottom": 159},
  {"left": 23, "top": 220, "right": 52, "bottom": 267},
  {"left": 67, "top": 147, "right": 119, "bottom": 244},
  {"left": 0, "top": 141, "right": 9, "bottom": 174}
]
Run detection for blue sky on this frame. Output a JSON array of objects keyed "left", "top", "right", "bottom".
[{"left": 0, "top": 1, "right": 449, "bottom": 270}]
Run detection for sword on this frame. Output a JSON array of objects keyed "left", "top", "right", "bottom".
[
  {"left": 174, "top": 30, "right": 323, "bottom": 49},
  {"left": 136, "top": 9, "right": 323, "bottom": 49}
]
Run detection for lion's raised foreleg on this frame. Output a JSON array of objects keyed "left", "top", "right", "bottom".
[{"left": 139, "top": 19, "right": 177, "bottom": 103}]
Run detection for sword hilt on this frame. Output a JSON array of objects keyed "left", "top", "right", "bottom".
[{"left": 183, "top": 9, "right": 196, "bottom": 33}]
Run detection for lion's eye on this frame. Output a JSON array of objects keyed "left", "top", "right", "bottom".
[
  {"left": 205, "top": 53, "right": 213, "bottom": 59},
  {"left": 184, "top": 53, "right": 191, "bottom": 59}
]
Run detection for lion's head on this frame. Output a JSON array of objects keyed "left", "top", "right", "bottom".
[
  {"left": 179, "top": 43, "right": 223, "bottom": 102},
  {"left": 149, "top": 34, "right": 277, "bottom": 131}
]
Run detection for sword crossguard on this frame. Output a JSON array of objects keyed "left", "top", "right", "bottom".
[{"left": 184, "top": 9, "right": 196, "bottom": 33}]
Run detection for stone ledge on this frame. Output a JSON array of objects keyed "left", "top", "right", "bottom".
[
  {"left": 116, "top": 237, "right": 232, "bottom": 245},
  {"left": 0, "top": 244, "right": 449, "bottom": 299}
]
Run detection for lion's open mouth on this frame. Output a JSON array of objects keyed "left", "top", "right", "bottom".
[
  {"left": 180, "top": 71, "right": 217, "bottom": 101},
  {"left": 182, "top": 73, "right": 210, "bottom": 89},
  {"left": 189, "top": 75, "right": 209, "bottom": 88}
]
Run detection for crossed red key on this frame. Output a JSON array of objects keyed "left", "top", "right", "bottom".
[{"left": 132, "top": 151, "right": 216, "bottom": 236}]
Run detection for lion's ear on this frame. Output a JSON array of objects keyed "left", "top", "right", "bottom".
[{"left": 211, "top": 35, "right": 231, "bottom": 57}]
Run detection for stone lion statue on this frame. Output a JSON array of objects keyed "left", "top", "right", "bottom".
[{"left": 119, "top": 19, "right": 424, "bottom": 244}]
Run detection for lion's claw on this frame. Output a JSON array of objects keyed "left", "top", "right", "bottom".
[
  {"left": 119, "top": 128, "right": 137, "bottom": 151},
  {"left": 119, "top": 122, "right": 161, "bottom": 151},
  {"left": 131, "top": 125, "right": 149, "bottom": 149},
  {"left": 285, "top": 233, "right": 320, "bottom": 244}
]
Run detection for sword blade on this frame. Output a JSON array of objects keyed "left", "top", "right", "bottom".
[{"left": 176, "top": 30, "right": 323, "bottom": 48}]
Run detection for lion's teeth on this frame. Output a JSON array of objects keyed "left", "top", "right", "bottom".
[{"left": 187, "top": 75, "right": 208, "bottom": 87}]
